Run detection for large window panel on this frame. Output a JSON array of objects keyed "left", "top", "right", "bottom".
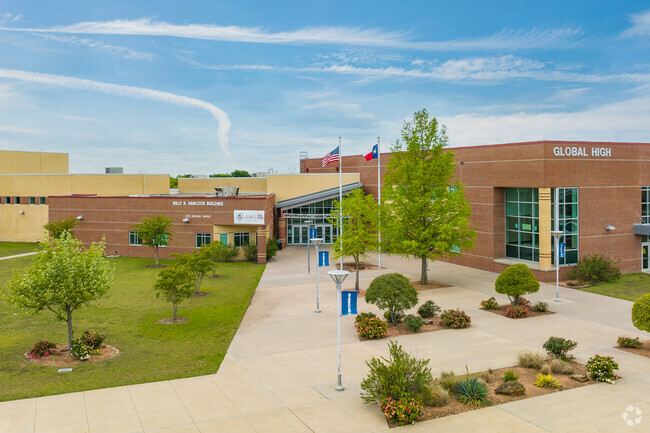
[
  {"left": 552, "top": 187, "right": 579, "bottom": 265},
  {"left": 505, "top": 188, "right": 540, "bottom": 262}
]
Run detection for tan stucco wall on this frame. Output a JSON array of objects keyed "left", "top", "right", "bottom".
[
  {"left": 0, "top": 174, "right": 169, "bottom": 196},
  {"left": 212, "top": 225, "right": 259, "bottom": 260},
  {"left": 0, "top": 205, "right": 49, "bottom": 242},
  {"left": 0, "top": 151, "right": 69, "bottom": 174},
  {"left": 266, "top": 173, "right": 361, "bottom": 202},
  {"left": 179, "top": 177, "right": 267, "bottom": 194}
]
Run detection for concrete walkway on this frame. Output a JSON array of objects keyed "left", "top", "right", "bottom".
[
  {"left": 0, "top": 252, "right": 36, "bottom": 261},
  {"left": 1, "top": 247, "right": 648, "bottom": 432}
]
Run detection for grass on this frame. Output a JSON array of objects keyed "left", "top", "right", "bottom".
[
  {"left": 579, "top": 273, "right": 650, "bottom": 301},
  {"left": 0, "top": 256, "right": 264, "bottom": 401},
  {"left": 0, "top": 242, "right": 38, "bottom": 258}
]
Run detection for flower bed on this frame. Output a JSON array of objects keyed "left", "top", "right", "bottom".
[
  {"left": 615, "top": 339, "right": 650, "bottom": 359},
  {"left": 481, "top": 303, "right": 554, "bottom": 319},
  {"left": 25, "top": 343, "right": 119, "bottom": 367}
]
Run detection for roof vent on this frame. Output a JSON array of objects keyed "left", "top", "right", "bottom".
[{"left": 215, "top": 186, "right": 239, "bottom": 197}]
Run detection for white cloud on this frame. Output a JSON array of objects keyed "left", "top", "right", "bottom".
[
  {"left": 37, "top": 34, "right": 154, "bottom": 60},
  {"left": 621, "top": 10, "right": 650, "bottom": 38},
  {"left": 0, "top": 13, "right": 22, "bottom": 23},
  {"left": 0, "top": 18, "right": 581, "bottom": 50},
  {"left": 0, "top": 68, "right": 231, "bottom": 154}
]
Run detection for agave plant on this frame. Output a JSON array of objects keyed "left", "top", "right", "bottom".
[
  {"left": 455, "top": 377, "right": 489, "bottom": 406},
  {"left": 534, "top": 373, "right": 562, "bottom": 388}
]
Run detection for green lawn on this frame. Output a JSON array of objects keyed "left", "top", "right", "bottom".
[
  {"left": 0, "top": 256, "right": 264, "bottom": 401},
  {"left": 0, "top": 242, "right": 38, "bottom": 258},
  {"left": 579, "top": 273, "right": 650, "bottom": 301}
]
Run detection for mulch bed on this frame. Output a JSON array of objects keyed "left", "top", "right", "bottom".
[
  {"left": 481, "top": 305, "right": 554, "bottom": 319},
  {"left": 336, "top": 262, "right": 380, "bottom": 272},
  {"left": 145, "top": 264, "right": 167, "bottom": 268},
  {"left": 191, "top": 291, "right": 209, "bottom": 297},
  {"left": 615, "top": 340, "right": 650, "bottom": 359},
  {"left": 386, "top": 362, "right": 595, "bottom": 427},
  {"left": 26, "top": 344, "right": 119, "bottom": 367},
  {"left": 157, "top": 316, "right": 189, "bottom": 324},
  {"left": 560, "top": 280, "right": 590, "bottom": 289},
  {"left": 411, "top": 280, "right": 453, "bottom": 291},
  {"left": 357, "top": 317, "right": 449, "bottom": 341}
]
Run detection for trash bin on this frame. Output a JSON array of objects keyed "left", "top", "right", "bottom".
[{"left": 276, "top": 239, "right": 282, "bottom": 250}]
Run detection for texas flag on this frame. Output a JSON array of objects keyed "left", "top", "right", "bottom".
[{"left": 364, "top": 144, "right": 378, "bottom": 161}]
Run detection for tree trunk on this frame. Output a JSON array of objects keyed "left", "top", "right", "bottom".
[
  {"left": 195, "top": 274, "right": 202, "bottom": 294},
  {"left": 66, "top": 305, "right": 74, "bottom": 350},
  {"left": 154, "top": 246, "right": 159, "bottom": 266},
  {"left": 421, "top": 255, "right": 428, "bottom": 285},
  {"left": 355, "top": 260, "right": 360, "bottom": 291},
  {"left": 172, "top": 302, "right": 177, "bottom": 322}
]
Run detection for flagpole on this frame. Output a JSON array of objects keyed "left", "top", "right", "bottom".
[
  {"left": 377, "top": 136, "right": 381, "bottom": 270},
  {"left": 338, "top": 136, "right": 343, "bottom": 271}
]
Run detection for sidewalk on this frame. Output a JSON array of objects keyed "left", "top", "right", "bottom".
[
  {"left": 0, "top": 247, "right": 648, "bottom": 432},
  {"left": 0, "top": 252, "right": 36, "bottom": 261}
]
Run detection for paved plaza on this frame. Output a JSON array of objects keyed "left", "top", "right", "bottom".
[{"left": 0, "top": 247, "right": 648, "bottom": 432}]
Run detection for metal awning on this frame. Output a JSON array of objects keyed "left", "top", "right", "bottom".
[
  {"left": 634, "top": 224, "right": 650, "bottom": 236},
  {"left": 275, "top": 182, "right": 363, "bottom": 210}
]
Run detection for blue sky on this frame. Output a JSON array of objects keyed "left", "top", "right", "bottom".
[{"left": 1, "top": 1, "right": 650, "bottom": 175}]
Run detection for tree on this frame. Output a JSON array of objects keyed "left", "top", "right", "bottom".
[
  {"left": 154, "top": 264, "right": 195, "bottom": 322},
  {"left": 632, "top": 293, "right": 650, "bottom": 333},
  {"left": 230, "top": 170, "right": 252, "bottom": 177},
  {"left": 172, "top": 249, "right": 214, "bottom": 294},
  {"left": 365, "top": 273, "right": 418, "bottom": 325},
  {"left": 131, "top": 215, "right": 174, "bottom": 266},
  {"left": 44, "top": 217, "right": 78, "bottom": 239},
  {"left": 382, "top": 109, "right": 475, "bottom": 285},
  {"left": 330, "top": 189, "right": 378, "bottom": 290},
  {"left": 494, "top": 264, "right": 540, "bottom": 305},
  {"left": 4, "top": 233, "right": 113, "bottom": 349}
]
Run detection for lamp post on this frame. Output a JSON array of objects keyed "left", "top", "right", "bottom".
[
  {"left": 311, "top": 238, "right": 323, "bottom": 313},
  {"left": 551, "top": 230, "right": 564, "bottom": 302},
  {"left": 304, "top": 219, "right": 313, "bottom": 274},
  {"left": 328, "top": 269, "right": 349, "bottom": 391}
]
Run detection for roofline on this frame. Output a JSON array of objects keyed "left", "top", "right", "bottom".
[
  {"left": 448, "top": 140, "right": 650, "bottom": 151},
  {"left": 276, "top": 182, "right": 363, "bottom": 209},
  {"left": 48, "top": 194, "right": 273, "bottom": 200}
]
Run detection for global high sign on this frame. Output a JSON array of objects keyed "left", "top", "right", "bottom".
[
  {"left": 553, "top": 146, "right": 612, "bottom": 157},
  {"left": 234, "top": 210, "right": 265, "bottom": 225}
]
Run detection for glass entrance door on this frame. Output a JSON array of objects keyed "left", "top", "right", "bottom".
[
  {"left": 314, "top": 225, "right": 333, "bottom": 243},
  {"left": 643, "top": 243, "right": 649, "bottom": 272},
  {"left": 291, "top": 225, "right": 309, "bottom": 244}
]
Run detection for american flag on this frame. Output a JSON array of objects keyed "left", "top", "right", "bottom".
[{"left": 321, "top": 146, "right": 340, "bottom": 167}]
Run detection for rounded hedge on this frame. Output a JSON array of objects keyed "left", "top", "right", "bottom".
[
  {"left": 632, "top": 293, "right": 650, "bottom": 333},
  {"left": 495, "top": 264, "right": 540, "bottom": 305},
  {"left": 366, "top": 273, "right": 418, "bottom": 325}
]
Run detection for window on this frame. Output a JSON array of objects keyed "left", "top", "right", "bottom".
[
  {"left": 129, "top": 231, "right": 142, "bottom": 246},
  {"left": 552, "top": 188, "right": 579, "bottom": 265},
  {"left": 3, "top": 197, "right": 9, "bottom": 204},
  {"left": 505, "top": 188, "right": 540, "bottom": 262},
  {"left": 234, "top": 232, "right": 251, "bottom": 247},
  {"left": 39, "top": 197, "right": 46, "bottom": 205},
  {"left": 196, "top": 233, "right": 211, "bottom": 248},
  {"left": 14, "top": 197, "right": 20, "bottom": 204},
  {"left": 219, "top": 233, "right": 228, "bottom": 246},
  {"left": 29, "top": 197, "right": 36, "bottom": 205},
  {"left": 642, "top": 187, "right": 649, "bottom": 243}
]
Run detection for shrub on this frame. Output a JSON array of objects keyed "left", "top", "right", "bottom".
[
  {"left": 355, "top": 312, "right": 377, "bottom": 324},
  {"left": 404, "top": 314, "right": 424, "bottom": 332},
  {"left": 495, "top": 264, "right": 540, "bottom": 305},
  {"left": 480, "top": 296, "right": 498, "bottom": 309},
  {"left": 422, "top": 384, "right": 449, "bottom": 407},
  {"left": 266, "top": 237, "right": 279, "bottom": 261},
  {"left": 384, "top": 310, "right": 404, "bottom": 323},
  {"left": 27, "top": 340, "right": 56, "bottom": 359},
  {"left": 476, "top": 371, "right": 492, "bottom": 383},
  {"left": 543, "top": 337, "right": 577, "bottom": 360},
  {"left": 438, "top": 371, "right": 462, "bottom": 392},
  {"left": 417, "top": 300, "right": 441, "bottom": 318},
  {"left": 356, "top": 317, "right": 387, "bottom": 339},
  {"left": 203, "top": 241, "right": 239, "bottom": 263},
  {"left": 455, "top": 377, "right": 489, "bottom": 406},
  {"left": 506, "top": 303, "right": 529, "bottom": 318},
  {"left": 366, "top": 273, "right": 418, "bottom": 325},
  {"left": 568, "top": 254, "right": 621, "bottom": 284},
  {"left": 503, "top": 370, "right": 519, "bottom": 382},
  {"left": 361, "top": 341, "right": 433, "bottom": 404},
  {"left": 632, "top": 293, "right": 650, "bottom": 333},
  {"left": 440, "top": 309, "right": 471, "bottom": 328},
  {"left": 533, "top": 301, "right": 549, "bottom": 312},
  {"left": 541, "top": 359, "right": 574, "bottom": 375},
  {"left": 244, "top": 242, "right": 258, "bottom": 262},
  {"left": 70, "top": 338, "right": 91, "bottom": 360},
  {"left": 518, "top": 352, "right": 544, "bottom": 370},
  {"left": 534, "top": 373, "right": 561, "bottom": 388},
  {"left": 617, "top": 336, "right": 642, "bottom": 349},
  {"left": 586, "top": 355, "right": 619, "bottom": 384},
  {"left": 80, "top": 330, "right": 106, "bottom": 350},
  {"left": 379, "top": 397, "right": 423, "bottom": 426}
]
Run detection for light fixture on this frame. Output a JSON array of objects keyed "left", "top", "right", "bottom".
[
  {"left": 76, "top": 215, "right": 84, "bottom": 221},
  {"left": 182, "top": 217, "right": 190, "bottom": 223},
  {"left": 328, "top": 269, "right": 350, "bottom": 392},
  {"left": 311, "top": 238, "right": 323, "bottom": 313},
  {"left": 606, "top": 225, "right": 616, "bottom": 231},
  {"left": 550, "top": 230, "right": 564, "bottom": 302},
  {"left": 18, "top": 210, "right": 25, "bottom": 214}
]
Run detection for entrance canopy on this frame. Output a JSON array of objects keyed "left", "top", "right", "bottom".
[{"left": 275, "top": 182, "right": 363, "bottom": 211}]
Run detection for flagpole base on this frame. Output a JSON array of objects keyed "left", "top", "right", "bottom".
[
  {"left": 335, "top": 385, "right": 345, "bottom": 391},
  {"left": 315, "top": 309, "right": 321, "bottom": 313}
]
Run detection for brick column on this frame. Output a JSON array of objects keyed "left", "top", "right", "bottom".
[
  {"left": 278, "top": 218, "right": 286, "bottom": 248},
  {"left": 256, "top": 226, "right": 267, "bottom": 264},
  {"left": 538, "top": 188, "right": 552, "bottom": 270}
]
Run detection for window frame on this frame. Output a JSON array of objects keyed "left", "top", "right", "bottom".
[
  {"left": 195, "top": 233, "right": 211, "bottom": 248},
  {"left": 234, "top": 232, "right": 251, "bottom": 247},
  {"left": 129, "top": 231, "right": 143, "bottom": 246}
]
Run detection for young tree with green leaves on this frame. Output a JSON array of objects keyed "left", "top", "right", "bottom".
[
  {"left": 4, "top": 233, "right": 113, "bottom": 349},
  {"left": 154, "top": 264, "right": 195, "bottom": 322},
  {"left": 330, "top": 189, "right": 378, "bottom": 290},
  {"left": 131, "top": 215, "right": 174, "bottom": 266},
  {"left": 43, "top": 217, "right": 78, "bottom": 239},
  {"left": 172, "top": 249, "right": 215, "bottom": 294},
  {"left": 382, "top": 109, "right": 475, "bottom": 284}
]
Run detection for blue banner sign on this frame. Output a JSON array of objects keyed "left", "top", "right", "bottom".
[
  {"left": 341, "top": 291, "right": 358, "bottom": 316},
  {"left": 309, "top": 227, "right": 317, "bottom": 240},
  {"left": 318, "top": 251, "right": 329, "bottom": 267},
  {"left": 559, "top": 242, "right": 566, "bottom": 258}
]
